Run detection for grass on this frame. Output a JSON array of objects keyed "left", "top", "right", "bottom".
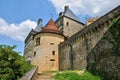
[{"left": 53, "top": 70, "right": 101, "bottom": 80}]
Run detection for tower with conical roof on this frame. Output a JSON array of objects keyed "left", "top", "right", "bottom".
[
  {"left": 31, "top": 19, "right": 65, "bottom": 72},
  {"left": 56, "top": 6, "right": 85, "bottom": 38}
]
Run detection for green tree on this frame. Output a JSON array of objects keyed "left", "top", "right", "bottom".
[{"left": 0, "top": 45, "right": 33, "bottom": 80}]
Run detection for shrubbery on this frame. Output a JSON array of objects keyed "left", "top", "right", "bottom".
[{"left": 0, "top": 45, "right": 33, "bottom": 80}]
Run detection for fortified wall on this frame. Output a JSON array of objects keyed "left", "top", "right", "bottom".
[
  {"left": 87, "top": 16, "right": 120, "bottom": 80},
  {"left": 59, "top": 6, "right": 120, "bottom": 70}
]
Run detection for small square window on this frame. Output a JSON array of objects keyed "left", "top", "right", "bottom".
[
  {"left": 52, "top": 51, "right": 55, "bottom": 55},
  {"left": 50, "top": 43, "right": 54, "bottom": 45}
]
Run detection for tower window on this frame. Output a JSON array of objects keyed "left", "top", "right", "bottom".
[
  {"left": 52, "top": 51, "right": 55, "bottom": 55},
  {"left": 50, "top": 59, "right": 55, "bottom": 61},
  {"left": 66, "top": 22, "right": 69, "bottom": 26},
  {"left": 50, "top": 43, "right": 54, "bottom": 45},
  {"left": 36, "top": 37, "right": 40, "bottom": 46},
  {"left": 34, "top": 52, "right": 36, "bottom": 57}
]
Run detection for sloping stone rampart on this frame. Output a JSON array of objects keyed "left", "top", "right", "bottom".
[{"left": 59, "top": 6, "right": 120, "bottom": 70}]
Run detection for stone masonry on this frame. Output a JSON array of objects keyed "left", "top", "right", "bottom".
[{"left": 59, "top": 6, "right": 120, "bottom": 70}]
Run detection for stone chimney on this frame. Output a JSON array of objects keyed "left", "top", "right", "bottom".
[
  {"left": 34, "top": 18, "right": 43, "bottom": 32},
  {"left": 59, "top": 12, "right": 63, "bottom": 17},
  {"left": 38, "top": 18, "right": 42, "bottom": 25},
  {"left": 64, "top": 6, "right": 69, "bottom": 12}
]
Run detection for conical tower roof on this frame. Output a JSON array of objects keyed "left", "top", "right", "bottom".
[{"left": 41, "top": 19, "right": 61, "bottom": 34}]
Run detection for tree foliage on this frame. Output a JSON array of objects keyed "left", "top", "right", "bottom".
[{"left": 0, "top": 45, "right": 33, "bottom": 80}]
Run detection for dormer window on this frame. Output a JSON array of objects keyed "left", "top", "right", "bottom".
[{"left": 36, "top": 37, "right": 40, "bottom": 46}]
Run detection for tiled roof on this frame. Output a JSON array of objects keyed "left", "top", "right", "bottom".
[
  {"left": 41, "top": 19, "right": 61, "bottom": 34},
  {"left": 63, "top": 7, "right": 80, "bottom": 22}
]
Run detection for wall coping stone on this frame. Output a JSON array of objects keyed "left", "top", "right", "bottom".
[{"left": 20, "top": 67, "right": 37, "bottom": 80}]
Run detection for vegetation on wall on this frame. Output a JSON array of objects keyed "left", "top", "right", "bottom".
[
  {"left": 0, "top": 45, "right": 33, "bottom": 80},
  {"left": 88, "top": 17, "right": 120, "bottom": 80},
  {"left": 106, "top": 16, "right": 120, "bottom": 55}
]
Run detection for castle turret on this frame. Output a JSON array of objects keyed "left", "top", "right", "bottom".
[{"left": 31, "top": 19, "right": 65, "bottom": 72}]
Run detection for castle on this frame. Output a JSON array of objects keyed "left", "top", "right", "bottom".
[{"left": 24, "top": 6, "right": 120, "bottom": 73}]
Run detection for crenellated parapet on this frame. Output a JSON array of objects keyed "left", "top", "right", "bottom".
[{"left": 85, "top": 17, "right": 99, "bottom": 26}]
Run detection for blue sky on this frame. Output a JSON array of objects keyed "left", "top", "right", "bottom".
[{"left": 0, "top": 0, "right": 120, "bottom": 55}]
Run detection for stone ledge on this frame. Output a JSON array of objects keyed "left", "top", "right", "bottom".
[{"left": 20, "top": 67, "right": 37, "bottom": 80}]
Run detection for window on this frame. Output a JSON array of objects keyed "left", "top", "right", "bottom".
[
  {"left": 34, "top": 52, "right": 36, "bottom": 57},
  {"left": 52, "top": 51, "right": 55, "bottom": 55},
  {"left": 50, "top": 59, "right": 55, "bottom": 61},
  {"left": 36, "top": 37, "right": 40, "bottom": 46},
  {"left": 66, "top": 22, "right": 69, "bottom": 26},
  {"left": 50, "top": 43, "right": 54, "bottom": 45}
]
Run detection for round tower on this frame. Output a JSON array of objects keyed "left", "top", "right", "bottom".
[{"left": 31, "top": 19, "right": 65, "bottom": 72}]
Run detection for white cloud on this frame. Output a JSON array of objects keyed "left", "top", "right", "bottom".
[
  {"left": 0, "top": 17, "right": 37, "bottom": 41},
  {"left": 49, "top": 0, "right": 120, "bottom": 16}
]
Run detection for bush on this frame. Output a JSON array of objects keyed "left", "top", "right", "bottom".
[{"left": 0, "top": 45, "right": 33, "bottom": 80}]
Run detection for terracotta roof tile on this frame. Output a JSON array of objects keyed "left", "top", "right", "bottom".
[{"left": 41, "top": 19, "right": 61, "bottom": 34}]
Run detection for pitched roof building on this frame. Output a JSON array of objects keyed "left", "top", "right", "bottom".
[{"left": 56, "top": 6, "right": 84, "bottom": 37}]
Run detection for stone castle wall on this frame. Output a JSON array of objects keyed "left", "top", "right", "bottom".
[
  {"left": 24, "top": 35, "right": 34, "bottom": 61},
  {"left": 87, "top": 17, "right": 120, "bottom": 80},
  {"left": 59, "top": 6, "right": 120, "bottom": 70}
]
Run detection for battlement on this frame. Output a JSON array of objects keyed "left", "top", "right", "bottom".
[{"left": 85, "top": 17, "right": 99, "bottom": 26}]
